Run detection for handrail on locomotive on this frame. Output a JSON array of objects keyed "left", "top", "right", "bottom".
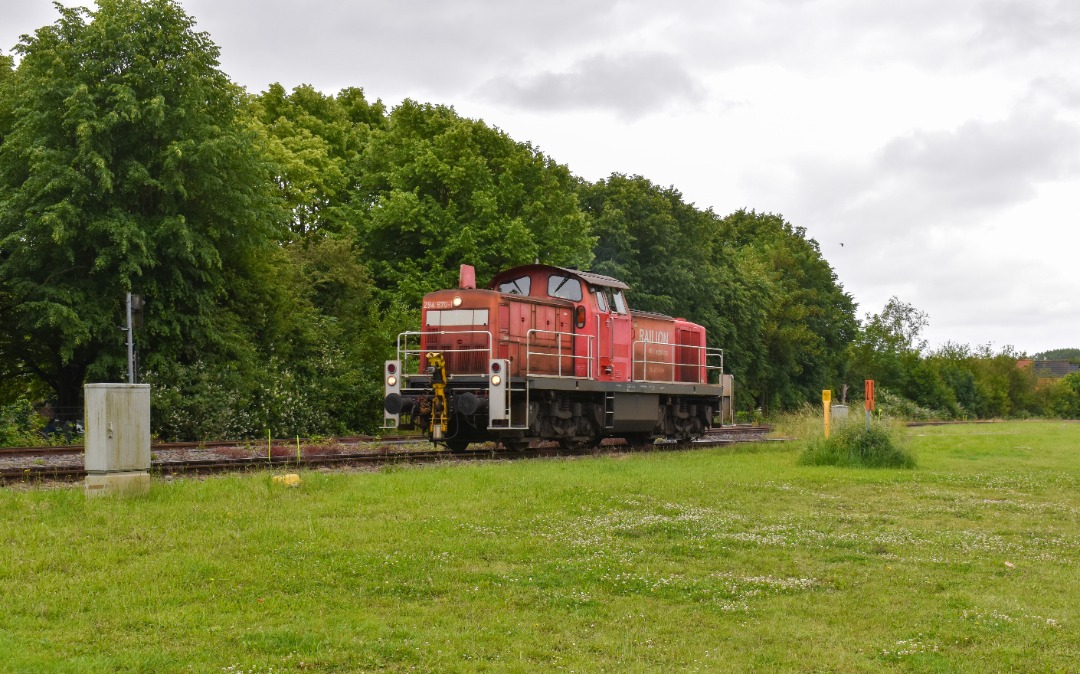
[{"left": 391, "top": 329, "right": 722, "bottom": 385}]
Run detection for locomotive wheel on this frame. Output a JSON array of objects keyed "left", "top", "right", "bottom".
[
  {"left": 444, "top": 439, "right": 470, "bottom": 453},
  {"left": 558, "top": 435, "right": 602, "bottom": 452}
]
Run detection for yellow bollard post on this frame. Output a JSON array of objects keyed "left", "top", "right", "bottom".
[
  {"left": 267, "top": 430, "right": 272, "bottom": 463},
  {"left": 823, "top": 389, "right": 832, "bottom": 438},
  {"left": 296, "top": 435, "right": 301, "bottom": 465}
]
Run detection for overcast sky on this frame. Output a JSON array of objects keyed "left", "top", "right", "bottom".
[{"left": 4, "top": 0, "right": 1078, "bottom": 355}]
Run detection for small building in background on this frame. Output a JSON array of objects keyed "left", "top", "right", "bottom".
[{"left": 1017, "top": 359, "right": 1080, "bottom": 383}]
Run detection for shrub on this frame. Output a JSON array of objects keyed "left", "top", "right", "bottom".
[
  {"left": 0, "top": 398, "right": 46, "bottom": 447},
  {"left": 798, "top": 417, "right": 916, "bottom": 469}
]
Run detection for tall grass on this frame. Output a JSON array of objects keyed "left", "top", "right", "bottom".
[
  {"left": 800, "top": 417, "right": 916, "bottom": 468},
  {"left": 773, "top": 406, "right": 916, "bottom": 468}
]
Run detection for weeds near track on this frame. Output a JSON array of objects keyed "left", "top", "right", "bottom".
[
  {"left": 773, "top": 406, "right": 916, "bottom": 468},
  {"left": 800, "top": 417, "right": 916, "bottom": 468}
]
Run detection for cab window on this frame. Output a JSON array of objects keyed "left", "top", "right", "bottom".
[
  {"left": 595, "top": 289, "right": 609, "bottom": 313},
  {"left": 547, "top": 274, "right": 582, "bottom": 301},
  {"left": 612, "top": 290, "right": 628, "bottom": 315},
  {"left": 498, "top": 276, "right": 531, "bottom": 295}
]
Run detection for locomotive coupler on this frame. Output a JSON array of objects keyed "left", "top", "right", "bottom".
[{"left": 427, "top": 352, "right": 449, "bottom": 439}]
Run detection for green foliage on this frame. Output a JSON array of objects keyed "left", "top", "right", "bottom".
[
  {"left": 848, "top": 300, "right": 1051, "bottom": 420},
  {"left": 719, "top": 210, "right": 857, "bottom": 410},
  {"left": 799, "top": 416, "right": 916, "bottom": 468},
  {"left": 252, "top": 83, "right": 385, "bottom": 237},
  {"left": 142, "top": 236, "right": 394, "bottom": 440},
  {"left": 582, "top": 179, "right": 856, "bottom": 414},
  {"left": 0, "top": 398, "right": 45, "bottom": 446},
  {"left": 348, "top": 100, "right": 594, "bottom": 304},
  {"left": 876, "top": 387, "right": 940, "bottom": 421},
  {"left": 847, "top": 296, "right": 929, "bottom": 389},
  {"left": 1034, "top": 348, "right": 1080, "bottom": 361},
  {"left": 0, "top": 0, "right": 283, "bottom": 413},
  {"left": 1036, "top": 372, "right": 1080, "bottom": 419}
]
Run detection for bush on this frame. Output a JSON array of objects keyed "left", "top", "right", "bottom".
[
  {"left": 0, "top": 398, "right": 46, "bottom": 447},
  {"left": 877, "top": 387, "right": 946, "bottom": 421},
  {"left": 799, "top": 417, "right": 916, "bottom": 469}
]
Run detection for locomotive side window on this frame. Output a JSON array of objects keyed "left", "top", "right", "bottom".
[
  {"left": 612, "top": 290, "right": 628, "bottom": 315},
  {"left": 498, "top": 276, "right": 531, "bottom": 295},
  {"left": 547, "top": 275, "right": 583, "bottom": 301},
  {"left": 595, "top": 289, "right": 609, "bottom": 313}
]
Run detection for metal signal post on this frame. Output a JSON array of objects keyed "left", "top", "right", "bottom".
[
  {"left": 126, "top": 293, "right": 134, "bottom": 383},
  {"left": 123, "top": 293, "right": 144, "bottom": 384}
]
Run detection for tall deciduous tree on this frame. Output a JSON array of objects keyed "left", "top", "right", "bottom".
[
  {"left": 253, "top": 83, "right": 386, "bottom": 238},
  {"left": 0, "top": 0, "right": 282, "bottom": 414},
  {"left": 348, "top": 100, "right": 594, "bottom": 303},
  {"left": 716, "top": 210, "right": 857, "bottom": 410},
  {"left": 582, "top": 179, "right": 856, "bottom": 413}
]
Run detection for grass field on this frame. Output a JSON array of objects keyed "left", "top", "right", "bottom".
[{"left": 2, "top": 421, "right": 1078, "bottom": 673}]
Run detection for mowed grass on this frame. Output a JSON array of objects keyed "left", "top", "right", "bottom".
[{"left": 2, "top": 422, "right": 1078, "bottom": 673}]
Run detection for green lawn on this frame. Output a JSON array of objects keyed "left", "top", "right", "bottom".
[{"left": 2, "top": 421, "right": 1078, "bottom": 672}]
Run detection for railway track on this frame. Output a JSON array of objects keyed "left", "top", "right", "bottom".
[{"left": 0, "top": 426, "right": 773, "bottom": 485}]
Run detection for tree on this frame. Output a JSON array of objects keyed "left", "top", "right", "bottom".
[
  {"left": 253, "top": 83, "right": 386, "bottom": 238},
  {"left": 581, "top": 176, "right": 770, "bottom": 404},
  {"left": 0, "top": 0, "right": 283, "bottom": 414},
  {"left": 848, "top": 297, "right": 929, "bottom": 390},
  {"left": 581, "top": 181, "right": 856, "bottom": 413},
  {"left": 1035, "top": 348, "right": 1080, "bottom": 362},
  {"left": 718, "top": 210, "right": 857, "bottom": 411},
  {"left": 346, "top": 100, "right": 594, "bottom": 303}
]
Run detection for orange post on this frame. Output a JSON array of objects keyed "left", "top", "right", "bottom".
[{"left": 864, "top": 380, "right": 875, "bottom": 429}]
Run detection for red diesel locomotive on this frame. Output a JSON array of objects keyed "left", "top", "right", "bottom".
[{"left": 383, "top": 264, "right": 733, "bottom": 450}]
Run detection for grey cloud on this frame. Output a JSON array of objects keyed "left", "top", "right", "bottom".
[
  {"left": 181, "top": 0, "right": 625, "bottom": 95},
  {"left": 876, "top": 112, "right": 1080, "bottom": 212},
  {"left": 673, "top": 0, "right": 1080, "bottom": 76},
  {"left": 478, "top": 52, "right": 705, "bottom": 119},
  {"left": 973, "top": 0, "right": 1080, "bottom": 54},
  {"left": 1029, "top": 77, "right": 1080, "bottom": 110},
  {"left": 770, "top": 108, "right": 1080, "bottom": 246}
]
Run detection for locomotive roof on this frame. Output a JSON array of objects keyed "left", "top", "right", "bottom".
[{"left": 488, "top": 264, "right": 630, "bottom": 290}]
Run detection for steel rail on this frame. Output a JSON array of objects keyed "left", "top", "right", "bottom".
[{"left": 0, "top": 428, "right": 775, "bottom": 485}]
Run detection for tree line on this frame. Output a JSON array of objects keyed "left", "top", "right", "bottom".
[{"left": 1, "top": 1, "right": 1076, "bottom": 442}]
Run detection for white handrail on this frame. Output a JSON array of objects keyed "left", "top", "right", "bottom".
[
  {"left": 525, "top": 329, "right": 594, "bottom": 378},
  {"left": 395, "top": 330, "right": 494, "bottom": 375},
  {"left": 631, "top": 339, "right": 724, "bottom": 385}
]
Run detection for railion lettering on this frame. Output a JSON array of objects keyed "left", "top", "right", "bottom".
[{"left": 638, "top": 329, "right": 670, "bottom": 344}]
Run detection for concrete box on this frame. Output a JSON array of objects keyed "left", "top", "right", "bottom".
[
  {"left": 831, "top": 404, "right": 849, "bottom": 421},
  {"left": 85, "top": 471, "right": 151, "bottom": 497},
  {"left": 84, "top": 384, "right": 151, "bottom": 474}
]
